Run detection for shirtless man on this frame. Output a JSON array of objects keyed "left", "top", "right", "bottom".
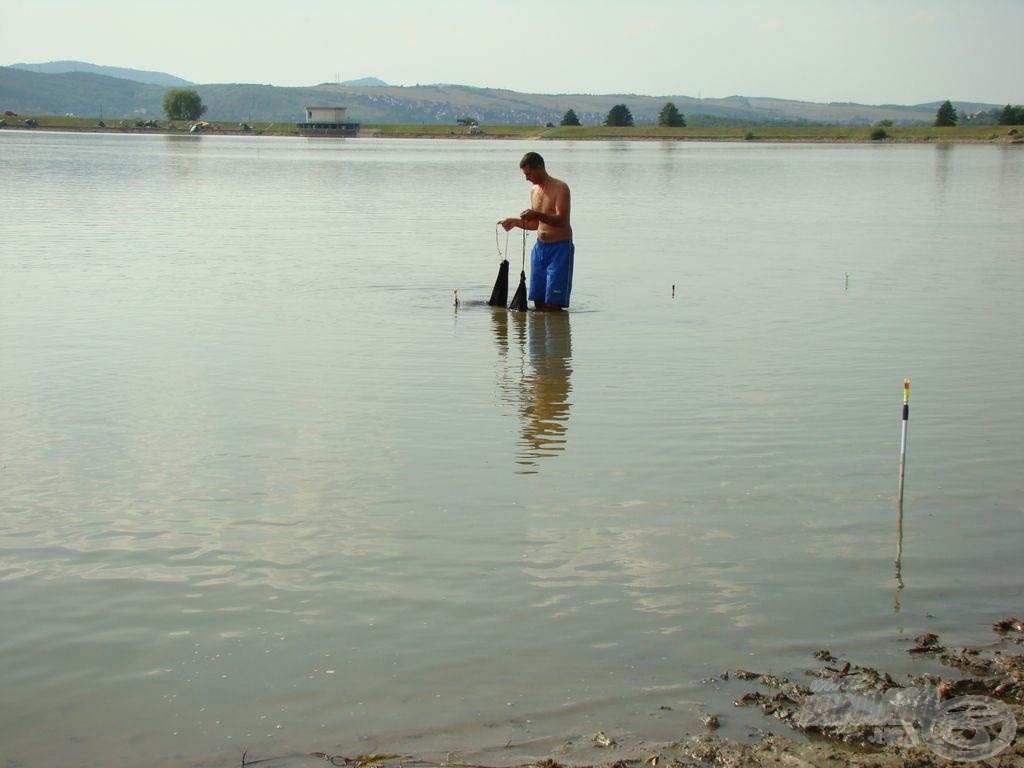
[{"left": 498, "top": 152, "right": 574, "bottom": 311}]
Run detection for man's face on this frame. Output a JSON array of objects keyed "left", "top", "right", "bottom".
[{"left": 521, "top": 164, "right": 544, "bottom": 184}]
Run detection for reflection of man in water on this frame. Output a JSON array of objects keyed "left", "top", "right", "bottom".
[{"left": 492, "top": 311, "right": 573, "bottom": 470}]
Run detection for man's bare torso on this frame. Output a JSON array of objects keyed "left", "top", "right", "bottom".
[{"left": 531, "top": 176, "right": 573, "bottom": 242}]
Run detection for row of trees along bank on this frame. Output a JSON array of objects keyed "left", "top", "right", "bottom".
[
  {"left": 562, "top": 100, "right": 1024, "bottom": 129},
  {"left": 560, "top": 103, "right": 685, "bottom": 128},
  {"left": 575, "top": 101, "right": 1023, "bottom": 129},
  {"left": 935, "top": 100, "right": 1024, "bottom": 126},
  {"left": 157, "top": 89, "right": 1023, "bottom": 130}
]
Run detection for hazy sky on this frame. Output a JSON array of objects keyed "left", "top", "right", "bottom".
[{"left": 4, "top": 0, "right": 1022, "bottom": 105}]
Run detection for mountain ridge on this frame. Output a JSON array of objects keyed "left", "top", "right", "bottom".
[
  {"left": 9, "top": 60, "right": 193, "bottom": 87},
  {"left": 1, "top": 61, "right": 1003, "bottom": 126}
]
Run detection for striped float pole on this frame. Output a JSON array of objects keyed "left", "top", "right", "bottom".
[{"left": 897, "top": 378, "right": 910, "bottom": 506}]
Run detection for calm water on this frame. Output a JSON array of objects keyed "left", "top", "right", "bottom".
[{"left": 1, "top": 132, "right": 1022, "bottom": 767}]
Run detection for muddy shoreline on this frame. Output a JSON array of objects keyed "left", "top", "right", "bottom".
[
  {"left": 663, "top": 619, "right": 1023, "bottom": 767},
  {"left": 239, "top": 620, "right": 1023, "bottom": 768}
]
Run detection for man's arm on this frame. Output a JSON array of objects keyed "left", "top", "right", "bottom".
[{"left": 498, "top": 216, "right": 538, "bottom": 231}]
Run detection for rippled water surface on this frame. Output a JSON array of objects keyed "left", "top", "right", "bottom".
[{"left": 1, "top": 132, "right": 1022, "bottom": 766}]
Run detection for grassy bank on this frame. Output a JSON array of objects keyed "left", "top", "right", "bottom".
[
  {"left": 486, "top": 123, "right": 1021, "bottom": 142},
  {"left": 2, "top": 114, "right": 1021, "bottom": 143}
]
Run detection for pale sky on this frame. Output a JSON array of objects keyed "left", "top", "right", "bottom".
[{"left": 3, "top": 0, "right": 1022, "bottom": 106}]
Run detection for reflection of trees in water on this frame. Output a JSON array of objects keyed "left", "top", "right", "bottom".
[
  {"left": 490, "top": 310, "right": 573, "bottom": 473},
  {"left": 933, "top": 142, "right": 952, "bottom": 204}
]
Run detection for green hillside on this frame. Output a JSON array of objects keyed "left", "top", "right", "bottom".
[{"left": 0, "top": 65, "right": 1001, "bottom": 127}]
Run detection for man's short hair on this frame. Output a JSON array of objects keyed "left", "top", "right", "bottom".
[{"left": 520, "top": 151, "right": 545, "bottom": 169}]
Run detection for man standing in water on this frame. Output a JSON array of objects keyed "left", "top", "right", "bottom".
[{"left": 498, "top": 152, "right": 574, "bottom": 311}]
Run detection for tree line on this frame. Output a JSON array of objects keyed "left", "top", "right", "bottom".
[
  {"left": 560, "top": 102, "right": 686, "bottom": 128},
  {"left": 161, "top": 88, "right": 1023, "bottom": 130},
  {"left": 934, "top": 100, "right": 1024, "bottom": 127},
  {"left": 575, "top": 100, "right": 1023, "bottom": 129}
]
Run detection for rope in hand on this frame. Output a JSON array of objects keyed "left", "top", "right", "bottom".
[{"left": 495, "top": 224, "right": 510, "bottom": 261}]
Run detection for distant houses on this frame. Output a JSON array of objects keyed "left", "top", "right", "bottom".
[{"left": 297, "top": 106, "right": 359, "bottom": 137}]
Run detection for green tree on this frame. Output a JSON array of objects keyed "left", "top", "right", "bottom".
[
  {"left": 560, "top": 109, "right": 581, "bottom": 126},
  {"left": 999, "top": 104, "right": 1024, "bottom": 125},
  {"left": 163, "top": 89, "right": 207, "bottom": 121},
  {"left": 934, "top": 100, "right": 958, "bottom": 127},
  {"left": 658, "top": 102, "right": 686, "bottom": 127},
  {"left": 604, "top": 104, "right": 634, "bottom": 127}
]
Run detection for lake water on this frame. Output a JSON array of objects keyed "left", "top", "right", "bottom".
[{"left": 1, "top": 131, "right": 1022, "bottom": 767}]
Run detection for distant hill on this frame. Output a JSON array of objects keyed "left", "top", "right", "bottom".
[
  {"left": 339, "top": 77, "right": 389, "bottom": 87},
  {"left": 0, "top": 63, "right": 1002, "bottom": 126},
  {"left": 8, "top": 60, "right": 193, "bottom": 87}
]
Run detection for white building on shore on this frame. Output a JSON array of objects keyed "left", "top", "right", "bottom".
[{"left": 297, "top": 106, "right": 359, "bottom": 137}]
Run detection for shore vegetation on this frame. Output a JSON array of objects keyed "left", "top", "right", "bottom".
[{"left": 2, "top": 114, "right": 1022, "bottom": 144}]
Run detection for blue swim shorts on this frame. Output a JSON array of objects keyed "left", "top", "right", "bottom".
[{"left": 528, "top": 239, "right": 574, "bottom": 308}]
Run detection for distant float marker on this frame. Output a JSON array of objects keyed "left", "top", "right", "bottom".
[
  {"left": 897, "top": 378, "right": 910, "bottom": 506},
  {"left": 844, "top": 272, "right": 850, "bottom": 290}
]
